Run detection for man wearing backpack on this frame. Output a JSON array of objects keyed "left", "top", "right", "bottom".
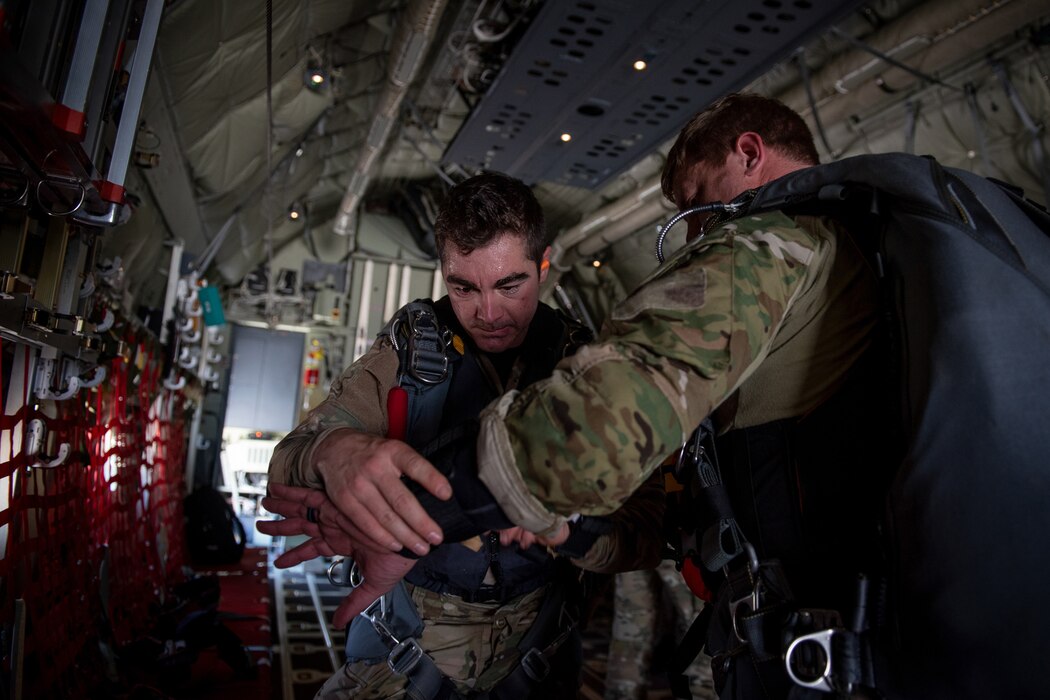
[{"left": 266, "top": 171, "right": 665, "bottom": 699}]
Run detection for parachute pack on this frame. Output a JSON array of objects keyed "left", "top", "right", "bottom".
[{"left": 695, "top": 153, "right": 1050, "bottom": 698}]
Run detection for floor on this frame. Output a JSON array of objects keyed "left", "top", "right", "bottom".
[{"left": 265, "top": 537, "right": 717, "bottom": 700}]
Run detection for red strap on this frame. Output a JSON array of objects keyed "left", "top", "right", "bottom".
[
  {"left": 682, "top": 557, "right": 715, "bottom": 602},
  {"left": 386, "top": 387, "right": 408, "bottom": 440}
]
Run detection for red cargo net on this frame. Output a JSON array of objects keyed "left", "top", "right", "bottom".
[{"left": 0, "top": 334, "right": 189, "bottom": 698}]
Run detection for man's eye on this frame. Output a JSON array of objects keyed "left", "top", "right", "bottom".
[
  {"left": 501, "top": 285, "right": 521, "bottom": 295},
  {"left": 453, "top": 286, "right": 473, "bottom": 295}
]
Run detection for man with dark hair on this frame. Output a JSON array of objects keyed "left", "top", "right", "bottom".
[{"left": 266, "top": 171, "right": 664, "bottom": 699}]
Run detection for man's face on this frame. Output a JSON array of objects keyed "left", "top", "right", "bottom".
[
  {"left": 673, "top": 154, "right": 750, "bottom": 242},
  {"left": 441, "top": 233, "right": 549, "bottom": 353}
]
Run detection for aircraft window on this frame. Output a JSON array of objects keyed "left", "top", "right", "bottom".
[
  {"left": 528, "top": 69, "right": 543, "bottom": 77},
  {"left": 545, "top": 79, "right": 561, "bottom": 86},
  {"left": 568, "top": 50, "right": 585, "bottom": 58},
  {"left": 675, "top": 96, "right": 690, "bottom": 103},
  {"left": 779, "top": 13, "right": 796, "bottom": 21},
  {"left": 567, "top": 14, "right": 585, "bottom": 23},
  {"left": 559, "top": 27, "right": 577, "bottom": 36},
  {"left": 763, "top": 25, "right": 781, "bottom": 34},
  {"left": 586, "top": 27, "right": 604, "bottom": 36},
  {"left": 672, "top": 78, "right": 686, "bottom": 85},
  {"left": 651, "top": 95, "right": 667, "bottom": 103},
  {"left": 763, "top": 0, "right": 782, "bottom": 7},
  {"left": 577, "top": 38, "right": 594, "bottom": 47},
  {"left": 709, "top": 68, "right": 724, "bottom": 77},
  {"left": 706, "top": 47, "right": 724, "bottom": 55},
  {"left": 694, "top": 58, "right": 710, "bottom": 66},
  {"left": 734, "top": 48, "right": 751, "bottom": 56},
  {"left": 794, "top": 0, "right": 812, "bottom": 8},
  {"left": 734, "top": 25, "right": 752, "bottom": 34},
  {"left": 696, "top": 78, "right": 712, "bottom": 86},
  {"left": 550, "top": 38, "right": 567, "bottom": 47},
  {"left": 683, "top": 67, "right": 698, "bottom": 76},
  {"left": 749, "top": 12, "right": 766, "bottom": 21},
  {"left": 553, "top": 70, "right": 568, "bottom": 78},
  {"left": 577, "top": 1, "right": 596, "bottom": 10}
]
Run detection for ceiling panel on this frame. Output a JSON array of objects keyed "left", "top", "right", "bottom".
[{"left": 442, "top": 0, "right": 864, "bottom": 188}]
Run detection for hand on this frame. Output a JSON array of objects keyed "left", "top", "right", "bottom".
[
  {"left": 313, "top": 429, "right": 452, "bottom": 556},
  {"left": 332, "top": 548, "right": 416, "bottom": 628},
  {"left": 498, "top": 526, "right": 539, "bottom": 549},
  {"left": 258, "top": 483, "right": 385, "bottom": 558},
  {"left": 536, "top": 522, "right": 570, "bottom": 548}
]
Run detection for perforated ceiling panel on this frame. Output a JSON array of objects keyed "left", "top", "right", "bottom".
[{"left": 442, "top": 0, "right": 864, "bottom": 188}]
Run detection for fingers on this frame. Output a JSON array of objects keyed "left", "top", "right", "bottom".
[
  {"left": 273, "top": 537, "right": 336, "bottom": 568},
  {"left": 255, "top": 516, "right": 320, "bottom": 538},
  {"left": 337, "top": 468, "right": 441, "bottom": 556},
  {"left": 395, "top": 447, "right": 452, "bottom": 501}
]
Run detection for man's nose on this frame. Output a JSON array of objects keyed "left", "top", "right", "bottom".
[{"left": 476, "top": 292, "right": 503, "bottom": 323}]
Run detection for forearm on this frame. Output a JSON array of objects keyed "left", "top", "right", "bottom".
[
  {"left": 478, "top": 216, "right": 823, "bottom": 530},
  {"left": 268, "top": 339, "right": 396, "bottom": 488}
]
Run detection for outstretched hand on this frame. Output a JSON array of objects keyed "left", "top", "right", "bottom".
[
  {"left": 257, "top": 483, "right": 418, "bottom": 627},
  {"left": 258, "top": 482, "right": 382, "bottom": 557}
]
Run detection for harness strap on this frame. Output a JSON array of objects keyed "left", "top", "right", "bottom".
[{"left": 489, "top": 578, "right": 579, "bottom": 698}]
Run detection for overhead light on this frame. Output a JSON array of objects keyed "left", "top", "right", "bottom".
[
  {"left": 592, "top": 259, "right": 602, "bottom": 268},
  {"left": 560, "top": 133, "right": 572, "bottom": 143},
  {"left": 304, "top": 65, "right": 329, "bottom": 90},
  {"left": 288, "top": 201, "right": 305, "bottom": 221},
  {"left": 295, "top": 144, "right": 305, "bottom": 158},
  {"left": 633, "top": 59, "right": 648, "bottom": 71}
]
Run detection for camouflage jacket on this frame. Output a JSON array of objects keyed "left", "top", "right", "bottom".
[
  {"left": 268, "top": 299, "right": 666, "bottom": 573},
  {"left": 477, "top": 212, "right": 878, "bottom": 535}
]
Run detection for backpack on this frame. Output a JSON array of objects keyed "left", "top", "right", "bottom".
[
  {"left": 728, "top": 153, "right": 1050, "bottom": 698},
  {"left": 184, "top": 486, "right": 246, "bottom": 566}
]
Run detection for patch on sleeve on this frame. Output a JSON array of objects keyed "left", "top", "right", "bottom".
[{"left": 611, "top": 268, "right": 707, "bottom": 322}]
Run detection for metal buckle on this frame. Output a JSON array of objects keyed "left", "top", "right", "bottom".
[
  {"left": 729, "top": 577, "right": 764, "bottom": 644},
  {"left": 784, "top": 628, "right": 837, "bottom": 693},
  {"left": 387, "top": 637, "right": 425, "bottom": 676},
  {"left": 326, "top": 558, "right": 364, "bottom": 588},
  {"left": 404, "top": 307, "right": 448, "bottom": 384},
  {"left": 520, "top": 647, "right": 551, "bottom": 682}
]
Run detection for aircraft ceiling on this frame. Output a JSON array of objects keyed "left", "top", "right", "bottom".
[{"left": 108, "top": 0, "right": 1049, "bottom": 325}]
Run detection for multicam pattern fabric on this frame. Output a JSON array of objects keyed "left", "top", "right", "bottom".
[
  {"left": 315, "top": 585, "right": 546, "bottom": 699},
  {"left": 478, "top": 212, "right": 864, "bottom": 533}
]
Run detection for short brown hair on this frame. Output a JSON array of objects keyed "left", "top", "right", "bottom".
[
  {"left": 662, "top": 93, "right": 819, "bottom": 203},
  {"left": 434, "top": 172, "right": 548, "bottom": 264}
]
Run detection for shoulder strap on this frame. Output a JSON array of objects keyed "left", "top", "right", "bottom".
[{"left": 378, "top": 299, "right": 459, "bottom": 448}]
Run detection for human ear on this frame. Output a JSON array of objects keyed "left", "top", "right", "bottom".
[{"left": 735, "top": 132, "right": 764, "bottom": 173}]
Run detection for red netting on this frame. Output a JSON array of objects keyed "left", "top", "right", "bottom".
[{"left": 0, "top": 334, "right": 189, "bottom": 698}]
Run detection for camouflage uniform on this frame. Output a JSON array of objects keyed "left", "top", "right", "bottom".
[
  {"left": 477, "top": 212, "right": 877, "bottom": 538},
  {"left": 270, "top": 299, "right": 666, "bottom": 698}
]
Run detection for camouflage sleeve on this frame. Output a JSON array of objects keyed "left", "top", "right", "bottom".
[
  {"left": 477, "top": 212, "right": 827, "bottom": 534},
  {"left": 267, "top": 338, "right": 399, "bottom": 488},
  {"left": 571, "top": 470, "right": 665, "bottom": 573}
]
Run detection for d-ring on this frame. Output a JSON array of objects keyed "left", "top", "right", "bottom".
[
  {"left": 327, "top": 558, "right": 364, "bottom": 588},
  {"left": 306, "top": 507, "right": 320, "bottom": 524}
]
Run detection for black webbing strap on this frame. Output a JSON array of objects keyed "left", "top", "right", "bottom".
[
  {"left": 668, "top": 603, "right": 714, "bottom": 699},
  {"left": 491, "top": 576, "right": 579, "bottom": 697},
  {"left": 679, "top": 420, "right": 747, "bottom": 573}
]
